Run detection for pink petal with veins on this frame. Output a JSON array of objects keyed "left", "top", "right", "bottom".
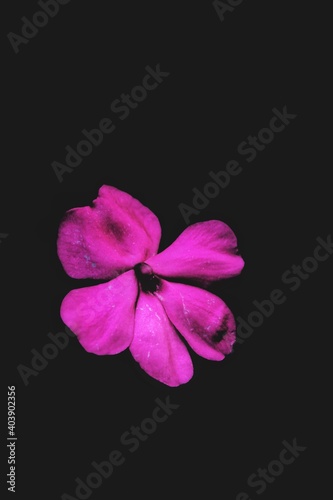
[
  {"left": 146, "top": 220, "right": 244, "bottom": 284},
  {"left": 60, "top": 270, "right": 138, "bottom": 355},
  {"left": 57, "top": 185, "right": 161, "bottom": 279},
  {"left": 156, "top": 279, "right": 236, "bottom": 361},
  {"left": 129, "top": 292, "right": 193, "bottom": 387}
]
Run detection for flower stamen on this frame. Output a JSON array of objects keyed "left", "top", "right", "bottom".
[{"left": 134, "top": 263, "right": 160, "bottom": 293}]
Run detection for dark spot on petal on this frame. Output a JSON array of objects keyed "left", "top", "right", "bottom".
[
  {"left": 104, "top": 219, "right": 126, "bottom": 241},
  {"left": 211, "top": 316, "right": 230, "bottom": 343},
  {"left": 212, "top": 329, "right": 227, "bottom": 343}
]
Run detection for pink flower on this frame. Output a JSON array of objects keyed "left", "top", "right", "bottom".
[{"left": 57, "top": 185, "right": 245, "bottom": 386}]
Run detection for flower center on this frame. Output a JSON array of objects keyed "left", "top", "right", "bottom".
[{"left": 134, "top": 263, "right": 160, "bottom": 293}]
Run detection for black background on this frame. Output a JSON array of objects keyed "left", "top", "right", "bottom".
[{"left": 1, "top": 1, "right": 331, "bottom": 499}]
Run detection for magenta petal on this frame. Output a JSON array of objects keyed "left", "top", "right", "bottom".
[
  {"left": 60, "top": 270, "right": 138, "bottom": 355},
  {"left": 57, "top": 185, "right": 161, "bottom": 279},
  {"left": 129, "top": 292, "right": 193, "bottom": 387},
  {"left": 155, "top": 280, "right": 236, "bottom": 361},
  {"left": 146, "top": 220, "right": 244, "bottom": 283}
]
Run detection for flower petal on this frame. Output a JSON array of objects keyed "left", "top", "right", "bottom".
[
  {"left": 57, "top": 185, "right": 161, "bottom": 279},
  {"left": 146, "top": 220, "right": 244, "bottom": 283},
  {"left": 155, "top": 279, "right": 236, "bottom": 361},
  {"left": 129, "top": 292, "right": 193, "bottom": 387},
  {"left": 60, "top": 270, "right": 138, "bottom": 355}
]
